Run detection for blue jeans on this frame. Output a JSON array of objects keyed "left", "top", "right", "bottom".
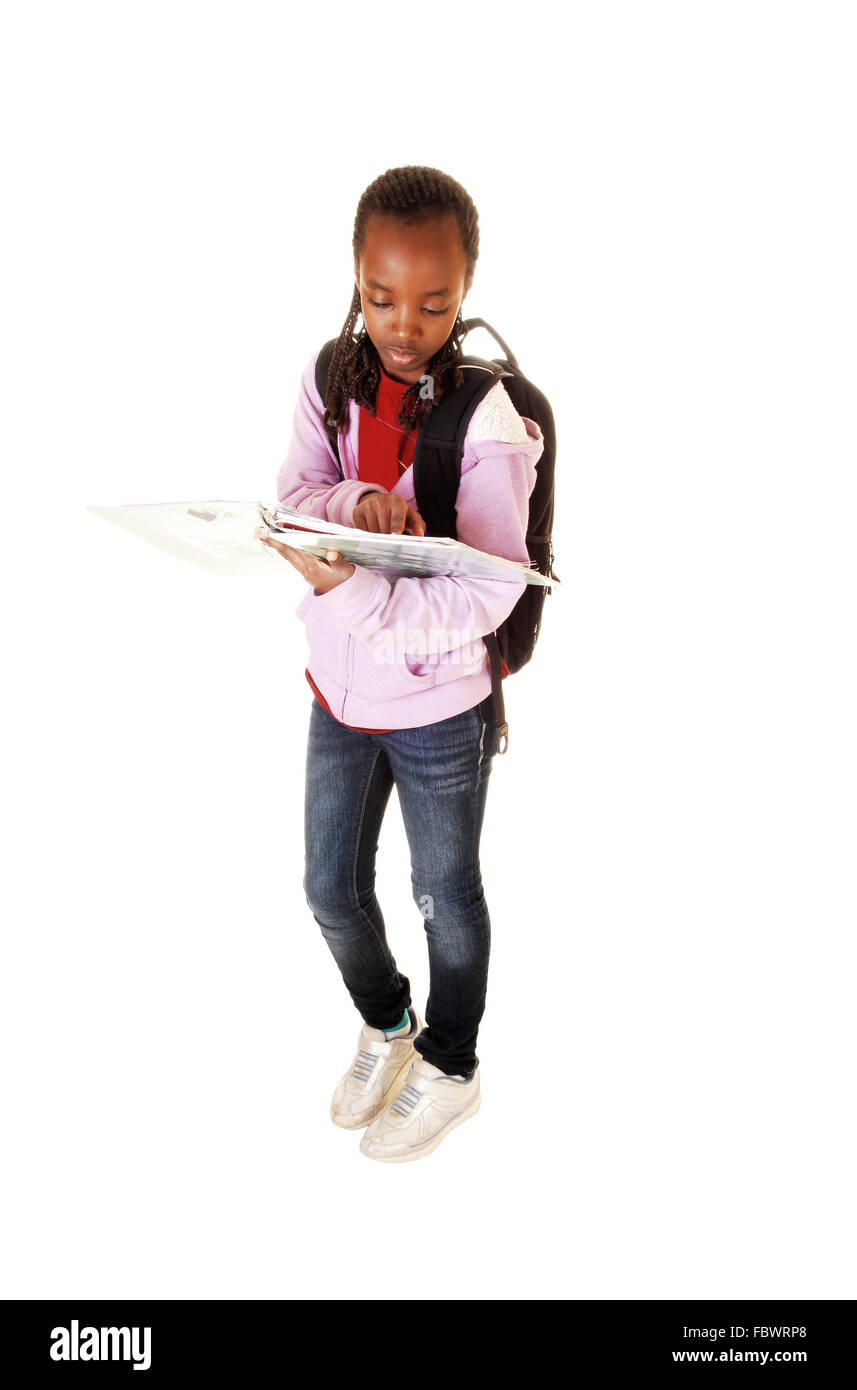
[{"left": 303, "top": 692, "right": 499, "bottom": 1077}]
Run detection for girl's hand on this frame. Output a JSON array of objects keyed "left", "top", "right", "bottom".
[
  {"left": 255, "top": 529, "right": 355, "bottom": 593},
  {"left": 353, "top": 493, "right": 426, "bottom": 536}
]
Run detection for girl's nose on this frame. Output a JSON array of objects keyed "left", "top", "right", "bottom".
[{"left": 391, "top": 312, "right": 421, "bottom": 343}]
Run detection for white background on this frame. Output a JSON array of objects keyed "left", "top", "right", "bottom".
[{"left": 1, "top": 0, "right": 854, "bottom": 1301}]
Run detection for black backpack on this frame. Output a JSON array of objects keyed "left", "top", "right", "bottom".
[{"left": 314, "top": 317, "right": 558, "bottom": 754}]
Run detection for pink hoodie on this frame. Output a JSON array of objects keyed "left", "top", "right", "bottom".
[{"left": 276, "top": 349, "right": 546, "bottom": 730}]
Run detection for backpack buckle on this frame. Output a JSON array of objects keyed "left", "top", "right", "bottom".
[{"left": 496, "top": 721, "right": 509, "bottom": 755}]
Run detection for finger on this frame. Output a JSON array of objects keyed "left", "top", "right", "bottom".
[
  {"left": 405, "top": 504, "right": 426, "bottom": 536},
  {"left": 353, "top": 491, "right": 384, "bottom": 531},
  {"left": 263, "top": 538, "right": 309, "bottom": 570}
]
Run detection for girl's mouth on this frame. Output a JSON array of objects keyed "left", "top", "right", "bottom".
[{"left": 386, "top": 347, "right": 421, "bottom": 366}]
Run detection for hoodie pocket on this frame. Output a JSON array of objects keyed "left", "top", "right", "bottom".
[
  {"left": 346, "top": 628, "right": 437, "bottom": 703},
  {"left": 347, "top": 628, "right": 488, "bottom": 705},
  {"left": 297, "top": 588, "right": 486, "bottom": 707}
]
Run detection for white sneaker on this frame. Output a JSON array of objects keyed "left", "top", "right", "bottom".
[
  {"left": 359, "top": 1056, "right": 481, "bottom": 1163},
  {"left": 330, "top": 1007, "right": 422, "bottom": 1130}
]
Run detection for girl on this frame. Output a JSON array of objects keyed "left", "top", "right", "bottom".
[{"left": 259, "top": 166, "right": 545, "bottom": 1163}]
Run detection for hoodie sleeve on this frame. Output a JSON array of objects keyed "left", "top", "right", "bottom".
[
  {"left": 274, "top": 352, "right": 388, "bottom": 528},
  {"left": 302, "top": 383, "right": 544, "bottom": 651}
]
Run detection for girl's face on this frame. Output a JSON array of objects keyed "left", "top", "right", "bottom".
[{"left": 355, "top": 212, "right": 470, "bottom": 385}]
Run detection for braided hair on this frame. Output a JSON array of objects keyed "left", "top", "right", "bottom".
[{"left": 320, "top": 166, "right": 479, "bottom": 448}]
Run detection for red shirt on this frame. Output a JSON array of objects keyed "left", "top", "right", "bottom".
[{"left": 305, "top": 360, "right": 508, "bottom": 731}]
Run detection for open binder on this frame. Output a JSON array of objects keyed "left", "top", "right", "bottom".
[{"left": 87, "top": 500, "right": 559, "bottom": 586}]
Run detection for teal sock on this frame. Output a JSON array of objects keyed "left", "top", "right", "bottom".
[{"left": 383, "top": 1008, "right": 411, "bottom": 1037}]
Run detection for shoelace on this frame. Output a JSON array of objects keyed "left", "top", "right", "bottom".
[
  {"left": 389, "top": 1081, "right": 422, "bottom": 1118},
  {"left": 350, "top": 1050, "right": 379, "bottom": 1085}
]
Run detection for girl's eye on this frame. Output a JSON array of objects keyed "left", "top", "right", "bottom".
[{"left": 367, "top": 297, "right": 448, "bottom": 317}]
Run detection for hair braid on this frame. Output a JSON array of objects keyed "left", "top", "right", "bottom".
[{"left": 321, "top": 166, "right": 479, "bottom": 448}]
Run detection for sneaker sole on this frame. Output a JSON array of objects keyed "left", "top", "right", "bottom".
[
  {"left": 358, "top": 1089, "right": 481, "bottom": 1162},
  {"left": 330, "top": 1048, "right": 417, "bottom": 1131}
]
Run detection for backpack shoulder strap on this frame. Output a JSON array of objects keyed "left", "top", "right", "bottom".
[
  {"left": 313, "top": 338, "right": 338, "bottom": 403},
  {"left": 313, "top": 338, "right": 344, "bottom": 474},
  {"left": 411, "top": 354, "right": 511, "bottom": 540}
]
